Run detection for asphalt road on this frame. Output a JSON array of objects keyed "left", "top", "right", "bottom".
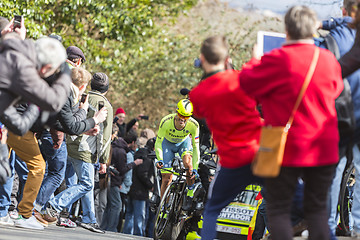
[
  {"left": 0, "top": 224, "right": 150, "bottom": 240},
  {"left": 0, "top": 224, "right": 353, "bottom": 240}
]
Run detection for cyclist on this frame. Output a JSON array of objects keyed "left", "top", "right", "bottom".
[{"left": 155, "top": 99, "right": 200, "bottom": 211}]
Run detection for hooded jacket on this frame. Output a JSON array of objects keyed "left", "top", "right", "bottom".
[
  {"left": 0, "top": 38, "right": 71, "bottom": 114},
  {"left": 110, "top": 137, "right": 136, "bottom": 187}
]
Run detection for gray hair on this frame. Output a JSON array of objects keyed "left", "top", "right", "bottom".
[
  {"left": 284, "top": 5, "right": 318, "bottom": 40},
  {"left": 34, "top": 37, "right": 67, "bottom": 70}
]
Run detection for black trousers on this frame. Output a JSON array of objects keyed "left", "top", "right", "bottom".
[{"left": 265, "top": 164, "right": 336, "bottom": 240}]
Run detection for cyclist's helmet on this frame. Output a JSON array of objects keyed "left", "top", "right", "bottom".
[{"left": 176, "top": 99, "right": 193, "bottom": 117}]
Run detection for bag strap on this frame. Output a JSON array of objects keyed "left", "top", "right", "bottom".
[{"left": 286, "top": 47, "right": 320, "bottom": 131}]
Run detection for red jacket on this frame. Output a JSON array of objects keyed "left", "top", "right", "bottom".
[
  {"left": 189, "top": 70, "right": 262, "bottom": 168},
  {"left": 240, "top": 43, "right": 343, "bottom": 167}
]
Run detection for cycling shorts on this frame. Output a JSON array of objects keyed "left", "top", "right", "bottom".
[{"left": 160, "top": 137, "right": 193, "bottom": 172}]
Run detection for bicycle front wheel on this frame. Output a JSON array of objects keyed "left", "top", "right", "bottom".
[
  {"left": 339, "top": 163, "right": 355, "bottom": 236},
  {"left": 154, "top": 183, "right": 177, "bottom": 240}
]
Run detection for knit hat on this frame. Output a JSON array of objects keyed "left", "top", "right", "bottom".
[
  {"left": 91, "top": 72, "right": 109, "bottom": 93},
  {"left": 116, "top": 107, "right": 126, "bottom": 115}
]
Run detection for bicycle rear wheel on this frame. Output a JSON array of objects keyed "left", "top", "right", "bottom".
[
  {"left": 339, "top": 163, "right": 355, "bottom": 236},
  {"left": 154, "top": 183, "right": 177, "bottom": 240}
]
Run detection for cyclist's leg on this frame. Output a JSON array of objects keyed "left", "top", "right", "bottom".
[
  {"left": 351, "top": 144, "right": 360, "bottom": 234},
  {"left": 160, "top": 139, "right": 175, "bottom": 198},
  {"left": 179, "top": 137, "right": 194, "bottom": 186}
]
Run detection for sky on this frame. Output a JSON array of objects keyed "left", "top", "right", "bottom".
[{"left": 221, "top": 0, "right": 343, "bottom": 20}]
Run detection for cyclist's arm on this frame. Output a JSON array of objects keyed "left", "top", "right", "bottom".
[
  {"left": 155, "top": 119, "right": 167, "bottom": 162},
  {"left": 190, "top": 122, "right": 200, "bottom": 170}
]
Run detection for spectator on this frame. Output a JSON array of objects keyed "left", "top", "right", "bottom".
[
  {"left": 34, "top": 67, "right": 107, "bottom": 228},
  {"left": 123, "top": 137, "right": 154, "bottom": 236},
  {"left": 313, "top": 0, "right": 360, "bottom": 238},
  {"left": 114, "top": 108, "right": 126, "bottom": 138},
  {"left": 101, "top": 130, "right": 142, "bottom": 232},
  {"left": 46, "top": 72, "right": 113, "bottom": 234},
  {"left": 189, "top": 35, "right": 263, "bottom": 240},
  {"left": 66, "top": 46, "right": 86, "bottom": 68},
  {"left": 2, "top": 35, "right": 71, "bottom": 230},
  {"left": 240, "top": 5, "right": 343, "bottom": 239}
]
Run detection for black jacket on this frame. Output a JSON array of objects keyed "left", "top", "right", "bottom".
[
  {"left": 52, "top": 95, "right": 95, "bottom": 135},
  {"left": 110, "top": 137, "right": 136, "bottom": 187},
  {"left": 339, "top": 38, "right": 360, "bottom": 78},
  {"left": 128, "top": 147, "right": 154, "bottom": 200}
]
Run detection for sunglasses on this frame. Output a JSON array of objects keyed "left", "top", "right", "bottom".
[{"left": 177, "top": 113, "right": 190, "bottom": 120}]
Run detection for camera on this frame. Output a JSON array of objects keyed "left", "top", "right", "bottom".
[
  {"left": 194, "top": 58, "right": 202, "bottom": 68},
  {"left": 140, "top": 115, "right": 149, "bottom": 120},
  {"left": 98, "top": 101, "right": 104, "bottom": 111},
  {"left": 113, "top": 116, "right": 119, "bottom": 124},
  {"left": 108, "top": 165, "right": 119, "bottom": 175},
  {"left": 13, "top": 15, "right": 22, "bottom": 31},
  {"left": 80, "top": 94, "right": 87, "bottom": 103}
]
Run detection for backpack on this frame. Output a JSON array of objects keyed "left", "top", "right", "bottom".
[{"left": 324, "top": 34, "right": 356, "bottom": 141}]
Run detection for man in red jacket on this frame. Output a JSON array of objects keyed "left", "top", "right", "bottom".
[{"left": 189, "top": 35, "right": 263, "bottom": 240}]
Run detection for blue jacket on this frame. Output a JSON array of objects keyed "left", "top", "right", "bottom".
[{"left": 316, "top": 17, "right": 360, "bottom": 141}]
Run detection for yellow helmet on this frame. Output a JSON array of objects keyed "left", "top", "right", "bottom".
[{"left": 176, "top": 99, "right": 193, "bottom": 117}]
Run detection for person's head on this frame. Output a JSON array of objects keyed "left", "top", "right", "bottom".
[
  {"left": 124, "top": 129, "right": 138, "bottom": 150},
  {"left": 91, "top": 72, "right": 109, "bottom": 94},
  {"left": 115, "top": 108, "right": 126, "bottom": 125},
  {"left": 35, "top": 37, "right": 67, "bottom": 78},
  {"left": 284, "top": 5, "right": 318, "bottom": 40},
  {"left": 200, "top": 36, "right": 229, "bottom": 71},
  {"left": 175, "top": 99, "right": 193, "bottom": 129},
  {"left": 66, "top": 46, "right": 86, "bottom": 67},
  {"left": 71, "top": 67, "right": 92, "bottom": 95},
  {"left": 146, "top": 137, "right": 156, "bottom": 151}
]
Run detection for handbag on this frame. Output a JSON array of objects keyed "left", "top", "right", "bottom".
[{"left": 252, "top": 47, "right": 320, "bottom": 178}]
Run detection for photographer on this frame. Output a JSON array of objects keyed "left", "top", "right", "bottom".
[{"left": 101, "top": 130, "right": 142, "bottom": 232}]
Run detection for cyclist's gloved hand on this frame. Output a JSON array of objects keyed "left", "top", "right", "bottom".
[
  {"left": 191, "top": 169, "right": 199, "bottom": 180},
  {"left": 156, "top": 160, "right": 164, "bottom": 169}
]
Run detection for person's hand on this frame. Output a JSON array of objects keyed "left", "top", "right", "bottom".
[
  {"left": 84, "top": 125, "right": 100, "bottom": 136},
  {"left": 191, "top": 169, "right": 199, "bottom": 180},
  {"left": 316, "top": 21, "right": 323, "bottom": 29},
  {"left": 155, "top": 160, "right": 164, "bottom": 169},
  {"left": 11, "top": 18, "right": 26, "bottom": 40},
  {"left": 134, "top": 159, "right": 143, "bottom": 165},
  {"left": 1, "top": 20, "right": 13, "bottom": 38},
  {"left": 93, "top": 107, "right": 108, "bottom": 124},
  {"left": 0, "top": 127, "right": 8, "bottom": 145},
  {"left": 99, "top": 163, "right": 107, "bottom": 174},
  {"left": 53, "top": 143, "right": 61, "bottom": 149},
  {"left": 252, "top": 43, "right": 261, "bottom": 60}
]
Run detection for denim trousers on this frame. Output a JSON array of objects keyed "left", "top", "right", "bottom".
[
  {"left": 101, "top": 186, "right": 122, "bottom": 232},
  {"left": 201, "top": 164, "right": 262, "bottom": 240},
  {"left": 49, "top": 156, "right": 96, "bottom": 223},
  {"left": 0, "top": 151, "right": 15, "bottom": 217},
  {"left": 351, "top": 145, "right": 360, "bottom": 233},
  {"left": 36, "top": 132, "right": 67, "bottom": 209},
  {"left": 123, "top": 197, "right": 146, "bottom": 236}
]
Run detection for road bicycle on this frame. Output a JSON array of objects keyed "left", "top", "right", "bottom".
[{"left": 153, "top": 148, "right": 217, "bottom": 240}]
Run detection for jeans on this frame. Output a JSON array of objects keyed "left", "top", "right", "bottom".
[
  {"left": 36, "top": 132, "right": 67, "bottom": 209},
  {"left": 123, "top": 197, "right": 146, "bottom": 236},
  {"left": 328, "top": 152, "right": 348, "bottom": 235},
  {"left": 0, "top": 151, "right": 15, "bottom": 217},
  {"left": 101, "top": 186, "right": 122, "bottom": 232},
  {"left": 201, "top": 164, "right": 262, "bottom": 240},
  {"left": 49, "top": 156, "right": 96, "bottom": 224},
  {"left": 351, "top": 145, "right": 360, "bottom": 232}
]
